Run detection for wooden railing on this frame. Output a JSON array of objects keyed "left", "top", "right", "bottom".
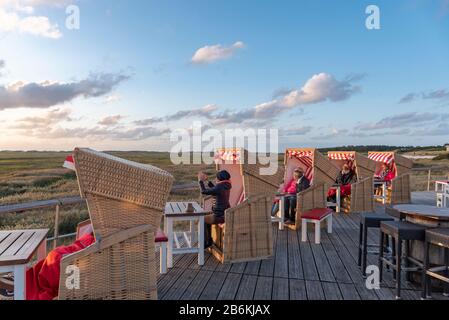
[
  {"left": 411, "top": 166, "right": 448, "bottom": 191},
  {"left": 0, "top": 182, "right": 199, "bottom": 248}
]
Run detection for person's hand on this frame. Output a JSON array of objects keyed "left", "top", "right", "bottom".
[{"left": 198, "top": 172, "right": 208, "bottom": 181}]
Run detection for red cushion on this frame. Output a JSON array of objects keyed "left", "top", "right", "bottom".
[
  {"left": 301, "top": 208, "right": 333, "bottom": 220},
  {"left": 155, "top": 229, "right": 168, "bottom": 242}
]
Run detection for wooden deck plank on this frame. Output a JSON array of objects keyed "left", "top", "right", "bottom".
[
  {"left": 230, "top": 262, "right": 247, "bottom": 274},
  {"left": 199, "top": 272, "right": 228, "bottom": 300},
  {"left": 287, "top": 228, "right": 304, "bottom": 279},
  {"left": 254, "top": 276, "right": 273, "bottom": 300},
  {"left": 181, "top": 270, "right": 213, "bottom": 300},
  {"left": 289, "top": 279, "right": 307, "bottom": 300},
  {"left": 299, "top": 235, "right": 320, "bottom": 281},
  {"left": 338, "top": 283, "right": 361, "bottom": 300},
  {"left": 305, "top": 280, "right": 325, "bottom": 300},
  {"left": 272, "top": 277, "right": 289, "bottom": 300},
  {"left": 322, "top": 282, "right": 343, "bottom": 300},
  {"left": 244, "top": 260, "right": 261, "bottom": 275},
  {"left": 307, "top": 230, "right": 335, "bottom": 283},
  {"left": 274, "top": 227, "right": 288, "bottom": 278},
  {"left": 258, "top": 228, "right": 278, "bottom": 277},
  {"left": 235, "top": 275, "right": 258, "bottom": 300},
  {"left": 218, "top": 273, "right": 242, "bottom": 300}
]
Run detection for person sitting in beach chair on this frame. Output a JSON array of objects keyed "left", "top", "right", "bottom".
[
  {"left": 283, "top": 168, "right": 310, "bottom": 225},
  {"left": 327, "top": 164, "right": 357, "bottom": 202},
  {"left": 198, "top": 170, "right": 232, "bottom": 249},
  {"left": 375, "top": 162, "right": 395, "bottom": 184}
]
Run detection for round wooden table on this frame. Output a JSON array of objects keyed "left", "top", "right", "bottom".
[
  {"left": 393, "top": 204, "right": 449, "bottom": 228},
  {"left": 393, "top": 204, "right": 449, "bottom": 284}
]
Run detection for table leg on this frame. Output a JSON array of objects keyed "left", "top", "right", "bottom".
[
  {"left": 336, "top": 187, "right": 341, "bottom": 213},
  {"left": 190, "top": 219, "right": 197, "bottom": 244},
  {"left": 198, "top": 217, "right": 205, "bottom": 266},
  {"left": 37, "top": 239, "right": 47, "bottom": 261},
  {"left": 279, "top": 197, "right": 285, "bottom": 230},
  {"left": 13, "top": 265, "right": 26, "bottom": 300},
  {"left": 166, "top": 218, "right": 174, "bottom": 269}
]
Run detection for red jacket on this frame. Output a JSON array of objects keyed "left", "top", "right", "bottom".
[{"left": 283, "top": 179, "right": 297, "bottom": 194}]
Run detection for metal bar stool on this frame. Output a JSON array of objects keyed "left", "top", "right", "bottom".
[
  {"left": 422, "top": 228, "right": 449, "bottom": 299},
  {"left": 379, "top": 220, "right": 426, "bottom": 299},
  {"left": 358, "top": 212, "right": 394, "bottom": 277}
]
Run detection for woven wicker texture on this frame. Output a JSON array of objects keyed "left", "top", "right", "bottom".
[
  {"left": 354, "top": 153, "right": 377, "bottom": 179},
  {"left": 59, "top": 230, "right": 157, "bottom": 300},
  {"left": 74, "top": 148, "right": 174, "bottom": 238},
  {"left": 293, "top": 183, "right": 327, "bottom": 230},
  {"left": 394, "top": 154, "right": 413, "bottom": 177},
  {"left": 211, "top": 194, "right": 273, "bottom": 263},
  {"left": 391, "top": 174, "right": 411, "bottom": 204},
  {"left": 215, "top": 148, "right": 283, "bottom": 196},
  {"left": 348, "top": 177, "right": 374, "bottom": 213},
  {"left": 285, "top": 149, "right": 339, "bottom": 186}
]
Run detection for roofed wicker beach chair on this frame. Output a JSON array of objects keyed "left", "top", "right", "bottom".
[
  {"left": 202, "top": 148, "right": 283, "bottom": 264},
  {"left": 283, "top": 148, "right": 339, "bottom": 230},
  {"left": 328, "top": 151, "right": 376, "bottom": 213},
  {"left": 368, "top": 151, "right": 413, "bottom": 205},
  {"left": 58, "top": 148, "right": 173, "bottom": 300}
]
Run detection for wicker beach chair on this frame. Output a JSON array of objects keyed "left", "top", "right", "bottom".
[
  {"left": 283, "top": 148, "right": 339, "bottom": 230},
  {"left": 328, "top": 151, "right": 376, "bottom": 213},
  {"left": 58, "top": 148, "right": 173, "bottom": 300},
  {"left": 203, "top": 148, "right": 282, "bottom": 264},
  {"left": 368, "top": 152, "right": 413, "bottom": 205}
]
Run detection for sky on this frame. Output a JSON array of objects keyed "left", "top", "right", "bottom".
[{"left": 0, "top": 0, "right": 448, "bottom": 152}]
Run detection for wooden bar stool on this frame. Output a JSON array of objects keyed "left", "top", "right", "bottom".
[
  {"left": 422, "top": 228, "right": 449, "bottom": 299},
  {"left": 379, "top": 221, "right": 426, "bottom": 299},
  {"left": 358, "top": 212, "right": 394, "bottom": 277}
]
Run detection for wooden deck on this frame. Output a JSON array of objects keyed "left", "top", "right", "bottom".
[{"left": 157, "top": 192, "right": 446, "bottom": 301}]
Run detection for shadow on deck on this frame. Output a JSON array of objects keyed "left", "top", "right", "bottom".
[{"left": 157, "top": 192, "right": 447, "bottom": 300}]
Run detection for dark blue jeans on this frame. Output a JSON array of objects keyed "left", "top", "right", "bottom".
[{"left": 284, "top": 196, "right": 297, "bottom": 221}]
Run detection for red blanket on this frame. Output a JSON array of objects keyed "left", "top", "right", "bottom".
[
  {"left": 328, "top": 184, "right": 352, "bottom": 198},
  {"left": 26, "top": 233, "right": 95, "bottom": 300}
]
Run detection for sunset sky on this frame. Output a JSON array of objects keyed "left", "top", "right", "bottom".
[{"left": 0, "top": 0, "right": 448, "bottom": 151}]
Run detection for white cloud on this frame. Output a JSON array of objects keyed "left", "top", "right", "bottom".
[
  {"left": 0, "top": 72, "right": 131, "bottom": 110},
  {"left": 280, "top": 73, "right": 362, "bottom": 107},
  {"left": 98, "top": 115, "right": 125, "bottom": 126},
  {"left": 0, "top": 7, "right": 62, "bottom": 38},
  {"left": 191, "top": 41, "right": 245, "bottom": 64},
  {"left": 0, "top": 0, "right": 72, "bottom": 39}
]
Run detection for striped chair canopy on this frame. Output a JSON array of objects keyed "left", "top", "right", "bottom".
[
  {"left": 368, "top": 151, "right": 413, "bottom": 178},
  {"left": 284, "top": 148, "right": 339, "bottom": 186}
]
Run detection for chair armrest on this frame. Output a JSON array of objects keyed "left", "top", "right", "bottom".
[{"left": 61, "top": 224, "right": 154, "bottom": 264}]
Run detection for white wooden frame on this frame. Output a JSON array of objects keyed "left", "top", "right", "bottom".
[
  {"left": 164, "top": 215, "right": 205, "bottom": 269},
  {"left": 435, "top": 181, "right": 449, "bottom": 208},
  {"left": 0, "top": 239, "right": 46, "bottom": 300},
  {"left": 326, "top": 186, "right": 341, "bottom": 213},
  {"left": 374, "top": 181, "right": 388, "bottom": 204},
  {"left": 301, "top": 214, "right": 332, "bottom": 245},
  {"left": 271, "top": 196, "right": 286, "bottom": 230}
]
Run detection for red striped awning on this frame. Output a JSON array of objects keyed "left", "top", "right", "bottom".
[
  {"left": 328, "top": 152, "right": 355, "bottom": 161},
  {"left": 368, "top": 152, "right": 394, "bottom": 165},
  {"left": 287, "top": 150, "right": 314, "bottom": 181}
]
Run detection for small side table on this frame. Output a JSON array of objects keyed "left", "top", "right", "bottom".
[
  {"left": 0, "top": 229, "right": 48, "bottom": 300},
  {"left": 164, "top": 202, "right": 209, "bottom": 269}
]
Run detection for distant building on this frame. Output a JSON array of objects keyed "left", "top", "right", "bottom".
[{"left": 446, "top": 144, "right": 449, "bottom": 152}]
